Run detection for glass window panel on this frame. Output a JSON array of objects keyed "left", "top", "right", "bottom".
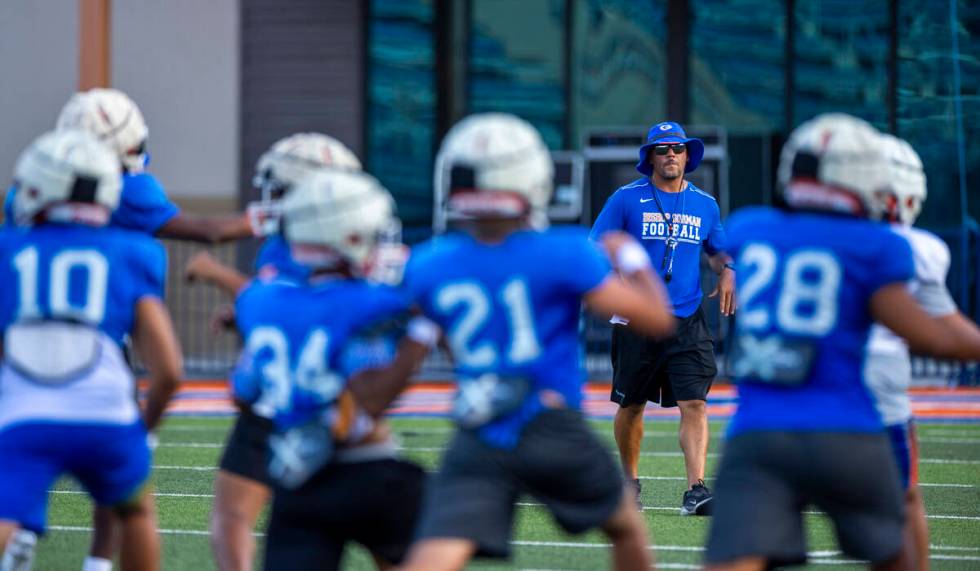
[
  {"left": 690, "top": 0, "right": 785, "bottom": 134},
  {"left": 468, "top": 0, "right": 566, "bottom": 149},
  {"left": 571, "top": 0, "right": 667, "bottom": 147},
  {"left": 367, "top": 0, "right": 436, "bottom": 230},
  {"left": 793, "top": 0, "right": 890, "bottom": 129},
  {"left": 898, "top": 0, "right": 980, "bottom": 228}
]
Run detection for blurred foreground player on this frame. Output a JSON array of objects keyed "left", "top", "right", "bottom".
[
  {"left": 394, "top": 113, "right": 676, "bottom": 571},
  {"left": 865, "top": 134, "right": 980, "bottom": 571},
  {"left": 183, "top": 133, "right": 365, "bottom": 571},
  {"left": 231, "top": 167, "right": 433, "bottom": 570},
  {"left": 4, "top": 88, "right": 256, "bottom": 243},
  {"left": 705, "top": 114, "right": 980, "bottom": 571},
  {"left": 0, "top": 131, "right": 182, "bottom": 571}
]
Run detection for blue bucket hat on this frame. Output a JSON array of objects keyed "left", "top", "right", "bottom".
[{"left": 636, "top": 121, "right": 704, "bottom": 176}]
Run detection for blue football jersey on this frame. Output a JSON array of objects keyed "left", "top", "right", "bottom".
[
  {"left": 724, "top": 207, "right": 914, "bottom": 436},
  {"left": 404, "top": 226, "right": 613, "bottom": 448},
  {"left": 254, "top": 236, "right": 310, "bottom": 281},
  {"left": 590, "top": 179, "right": 725, "bottom": 318},
  {"left": 0, "top": 224, "right": 166, "bottom": 346},
  {"left": 4, "top": 173, "right": 179, "bottom": 234},
  {"left": 232, "top": 277, "right": 412, "bottom": 429}
]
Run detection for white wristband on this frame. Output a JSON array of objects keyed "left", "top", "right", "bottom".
[
  {"left": 407, "top": 316, "right": 440, "bottom": 348},
  {"left": 146, "top": 432, "right": 159, "bottom": 451},
  {"left": 617, "top": 241, "right": 651, "bottom": 273}
]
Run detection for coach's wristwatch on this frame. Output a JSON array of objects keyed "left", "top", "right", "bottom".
[{"left": 723, "top": 262, "right": 736, "bottom": 273}]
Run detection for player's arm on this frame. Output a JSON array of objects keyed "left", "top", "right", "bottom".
[
  {"left": 156, "top": 212, "right": 254, "bottom": 244},
  {"left": 585, "top": 231, "right": 676, "bottom": 338},
  {"left": 132, "top": 298, "right": 184, "bottom": 431},
  {"left": 871, "top": 285, "right": 980, "bottom": 361},
  {"left": 184, "top": 251, "right": 249, "bottom": 299},
  {"left": 347, "top": 317, "right": 440, "bottom": 418}
]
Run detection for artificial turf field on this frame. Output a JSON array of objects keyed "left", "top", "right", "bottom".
[{"left": 36, "top": 416, "right": 980, "bottom": 570}]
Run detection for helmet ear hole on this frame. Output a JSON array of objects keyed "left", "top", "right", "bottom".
[{"left": 791, "top": 152, "right": 819, "bottom": 179}]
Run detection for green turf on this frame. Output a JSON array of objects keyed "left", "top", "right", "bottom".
[{"left": 33, "top": 417, "right": 980, "bottom": 570}]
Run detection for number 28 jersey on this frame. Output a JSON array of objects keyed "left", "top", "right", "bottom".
[
  {"left": 404, "top": 226, "right": 613, "bottom": 448},
  {"left": 724, "top": 207, "right": 914, "bottom": 437}
]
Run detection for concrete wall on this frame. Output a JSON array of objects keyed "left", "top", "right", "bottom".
[
  {"left": 113, "top": 0, "right": 239, "bottom": 201},
  {"left": 0, "top": 2, "right": 79, "bottom": 186}
]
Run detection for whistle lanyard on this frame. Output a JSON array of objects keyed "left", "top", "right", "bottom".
[{"left": 650, "top": 184, "right": 687, "bottom": 283}]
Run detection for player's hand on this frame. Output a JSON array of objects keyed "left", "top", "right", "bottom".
[
  {"left": 710, "top": 266, "right": 736, "bottom": 316},
  {"left": 185, "top": 251, "right": 218, "bottom": 283}
]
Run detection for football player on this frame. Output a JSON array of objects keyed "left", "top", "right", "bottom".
[
  {"left": 0, "top": 130, "right": 182, "bottom": 571},
  {"left": 3, "top": 88, "right": 256, "bottom": 243},
  {"left": 231, "top": 166, "right": 433, "bottom": 570},
  {"left": 865, "top": 134, "right": 980, "bottom": 571},
  {"left": 183, "top": 133, "right": 363, "bottom": 571},
  {"left": 705, "top": 114, "right": 980, "bottom": 570},
  {"left": 392, "top": 113, "right": 676, "bottom": 571}
]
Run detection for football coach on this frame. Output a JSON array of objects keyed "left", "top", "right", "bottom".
[{"left": 590, "top": 121, "right": 735, "bottom": 516}]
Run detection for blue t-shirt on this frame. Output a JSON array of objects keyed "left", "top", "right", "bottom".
[
  {"left": 590, "top": 178, "right": 725, "bottom": 318},
  {"left": 254, "top": 236, "right": 310, "bottom": 281},
  {"left": 232, "top": 276, "right": 411, "bottom": 429},
  {"left": 4, "top": 173, "right": 180, "bottom": 235},
  {"left": 0, "top": 224, "right": 166, "bottom": 346},
  {"left": 724, "top": 207, "right": 915, "bottom": 437},
  {"left": 404, "top": 226, "right": 612, "bottom": 448}
]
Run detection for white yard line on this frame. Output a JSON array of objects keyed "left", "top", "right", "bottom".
[{"left": 43, "top": 527, "right": 980, "bottom": 561}]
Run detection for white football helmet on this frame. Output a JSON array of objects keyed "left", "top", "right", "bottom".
[
  {"left": 253, "top": 133, "right": 362, "bottom": 201},
  {"left": 56, "top": 88, "right": 149, "bottom": 173},
  {"left": 433, "top": 113, "right": 553, "bottom": 232},
  {"left": 281, "top": 167, "right": 398, "bottom": 273},
  {"left": 13, "top": 130, "right": 122, "bottom": 226},
  {"left": 777, "top": 113, "right": 892, "bottom": 220},
  {"left": 880, "top": 133, "right": 926, "bottom": 226}
]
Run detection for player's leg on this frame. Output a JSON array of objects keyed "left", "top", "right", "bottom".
[
  {"left": 613, "top": 403, "right": 646, "bottom": 480},
  {"left": 114, "top": 490, "right": 160, "bottom": 571},
  {"left": 889, "top": 421, "right": 928, "bottom": 571},
  {"left": 400, "top": 430, "right": 518, "bottom": 570},
  {"left": 210, "top": 471, "right": 270, "bottom": 571},
  {"left": 808, "top": 433, "right": 907, "bottom": 571},
  {"left": 519, "top": 408, "right": 650, "bottom": 571},
  {"left": 83, "top": 506, "right": 120, "bottom": 571},
  {"left": 667, "top": 307, "right": 717, "bottom": 515},
  {"left": 73, "top": 422, "right": 158, "bottom": 571},
  {"left": 600, "top": 491, "right": 653, "bottom": 571},
  {"left": 209, "top": 410, "right": 273, "bottom": 571},
  {"left": 609, "top": 324, "right": 659, "bottom": 502},
  {"left": 704, "top": 433, "right": 808, "bottom": 569},
  {"left": 677, "top": 398, "right": 709, "bottom": 486},
  {"left": 398, "top": 539, "right": 476, "bottom": 571}
]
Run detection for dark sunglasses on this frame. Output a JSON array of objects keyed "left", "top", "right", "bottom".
[{"left": 653, "top": 143, "right": 686, "bottom": 155}]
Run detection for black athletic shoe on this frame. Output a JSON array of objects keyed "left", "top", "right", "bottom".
[
  {"left": 626, "top": 478, "right": 643, "bottom": 509},
  {"left": 680, "top": 479, "right": 713, "bottom": 516}
]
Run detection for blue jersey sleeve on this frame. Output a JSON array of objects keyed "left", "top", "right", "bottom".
[
  {"left": 128, "top": 236, "right": 168, "bottom": 300},
  {"left": 589, "top": 190, "right": 626, "bottom": 241},
  {"left": 866, "top": 228, "right": 915, "bottom": 293},
  {"left": 703, "top": 200, "right": 726, "bottom": 256},
  {"left": 554, "top": 230, "right": 613, "bottom": 295},
  {"left": 111, "top": 174, "right": 180, "bottom": 234}
]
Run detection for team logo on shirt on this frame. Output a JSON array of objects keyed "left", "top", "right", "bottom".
[{"left": 641, "top": 211, "right": 702, "bottom": 243}]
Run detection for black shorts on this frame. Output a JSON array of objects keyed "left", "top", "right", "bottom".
[
  {"left": 610, "top": 306, "right": 717, "bottom": 407},
  {"left": 263, "top": 458, "right": 426, "bottom": 570},
  {"left": 705, "top": 432, "right": 905, "bottom": 567},
  {"left": 217, "top": 409, "right": 274, "bottom": 487},
  {"left": 416, "top": 408, "right": 624, "bottom": 559}
]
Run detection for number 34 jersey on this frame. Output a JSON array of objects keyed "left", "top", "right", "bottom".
[
  {"left": 724, "top": 207, "right": 914, "bottom": 437},
  {"left": 404, "top": 227, "right": 614, "bottom": 448},
  {"left": 0, "top": 224, "right": 166, "bottom": 429}
]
